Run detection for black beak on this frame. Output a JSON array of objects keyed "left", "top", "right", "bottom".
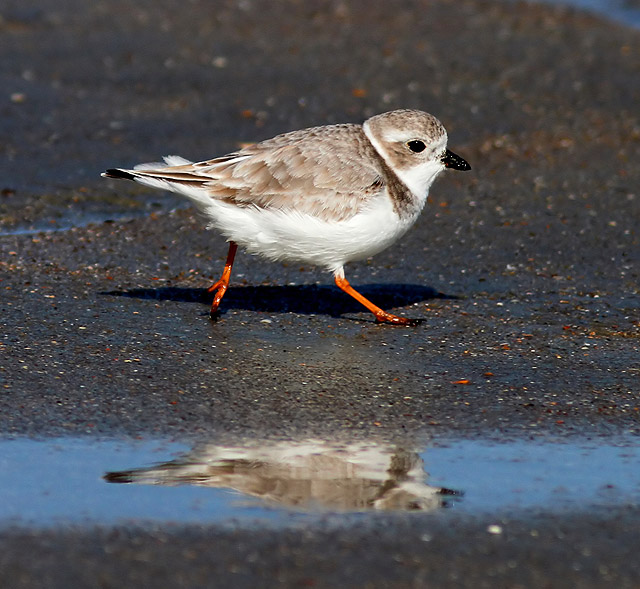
[{"left": 442, "top": 149, "right": 471, "bottom": 171}]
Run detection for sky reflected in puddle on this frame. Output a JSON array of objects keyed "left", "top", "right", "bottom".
[
  {"left": 1, "top": 436, "right": 638, "bottom": 527},
  {"left": 543, "top": 0, "right": 640, "bottom": 28}
]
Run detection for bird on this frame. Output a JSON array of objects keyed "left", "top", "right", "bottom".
[{"left": 102, "top": 109, "right": 470, "bottom": 325}]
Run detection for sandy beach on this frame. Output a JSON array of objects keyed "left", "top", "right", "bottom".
[{"left": 1, "top": 0, "right": 639, "bottom": 586}]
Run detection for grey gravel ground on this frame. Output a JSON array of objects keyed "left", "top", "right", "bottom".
[{"left": 1, "top": 0, "right": 639, "bottom": 586}]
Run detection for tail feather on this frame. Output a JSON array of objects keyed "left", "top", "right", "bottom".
[
  {"left": 101, "top": 155, "right": 220, "bottom": 212},
  {"left": 101, "top": 160, "right": 215, "bottom": 209},
  {"left": 102, "top": 155, "right": 196, "bottom": 182},
  {"left": 102, "top": 168, "right": 136, "bottom": 180}
]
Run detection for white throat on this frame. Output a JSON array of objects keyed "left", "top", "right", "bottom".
[{"left": 363, "top": 121, "right": 446, "bottom": 201}]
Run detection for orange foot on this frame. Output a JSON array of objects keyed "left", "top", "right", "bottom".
[
  {"left": 207, "top": 241, "right": 237, "bottom": 319},
  {"left": 334, "top": 271, "right": 422, "bottom": 326},
  {"left": 374, "top": 313, "right": 424, "bottom": 326}
]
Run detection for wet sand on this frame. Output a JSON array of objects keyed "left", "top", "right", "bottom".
[
  {"left": 2, "top": 508, "right": 640, "bottom": 588},
  {"left": 1, "top": 0, "right": 639, "bottom": 586}
]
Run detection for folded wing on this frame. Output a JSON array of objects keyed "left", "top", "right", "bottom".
[{"left": 104, "top": 124, "right": 384, "bottom": 222}]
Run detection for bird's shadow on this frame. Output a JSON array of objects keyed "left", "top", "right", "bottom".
[{"left": 101, "top": 283, "right": 456, "bottom": 318}]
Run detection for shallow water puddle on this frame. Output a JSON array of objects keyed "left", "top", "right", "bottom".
[
  {"left": 0, "top": 437, "right": 638, "bottom": 527},
  {"left": 554, "top": 0, "right": 640, "bottom": 28}
]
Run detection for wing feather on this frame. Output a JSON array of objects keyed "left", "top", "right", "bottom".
[{"left": 129, "top": 124, "right": 384, "bottom": 221}]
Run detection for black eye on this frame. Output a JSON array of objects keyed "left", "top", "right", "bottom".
[{"left": 407, "top": 140, "right": 426, "bottom": 153}]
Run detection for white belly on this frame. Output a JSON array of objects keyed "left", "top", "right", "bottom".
[{"left": 201, "top": 194, "right": 424, "bottom": 273}]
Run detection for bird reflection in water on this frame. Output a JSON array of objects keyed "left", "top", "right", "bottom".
[{"left": 104, "top": 440, "right": 462, "bottom": 512}]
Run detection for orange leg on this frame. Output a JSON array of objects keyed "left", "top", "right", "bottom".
[
  {"left": 333, "top": 271, "right": 420, "bottom": 326},
  {"left": 207, "top": 241, "right": 238, "bottom": 317}
]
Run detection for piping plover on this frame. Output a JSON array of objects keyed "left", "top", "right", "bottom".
[{"left": 102, "top": 109, "right": 470, "bottom": 325}]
